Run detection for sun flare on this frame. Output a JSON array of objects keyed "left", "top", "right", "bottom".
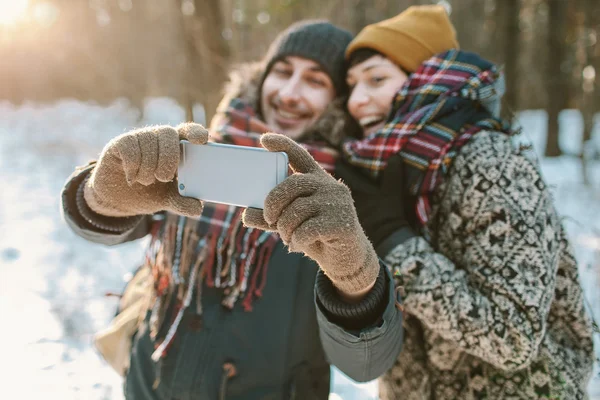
[{"left": 0, "top": 0, "right": 29, "bottom": 26}]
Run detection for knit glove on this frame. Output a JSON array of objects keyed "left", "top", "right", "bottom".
[
  {"left": 84, "top": 123, "right": 207, "bottom": 218},
  {"left": 242, "top": 133, "right": 379, "bottom": 295},
  {"left": 335, "top": 154, "right": 415, "bottom": 256}
]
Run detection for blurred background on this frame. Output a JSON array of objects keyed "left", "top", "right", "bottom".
[
  {"left": 0, "top": 0, "right": 599, "bottom": 153},
  {"left": 0, "top": 0, "right": 599, "bottom": 399},
  {"left": 1, "top": 0, "right": 600, "bottom": 158}
]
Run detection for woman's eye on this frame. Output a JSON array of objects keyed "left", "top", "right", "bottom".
[{"left": 371, "top": 76, "right": 387, "bottom": 85}]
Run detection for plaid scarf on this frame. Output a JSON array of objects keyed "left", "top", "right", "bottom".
[
  {"left": 213, "top": 98, "right": 339, "bottom": 170},
  {"left": 343, "top": 50, "right": 513, "bottom": 226},
  {"left": 147, "top": 97, "right": 339, "bottom": 362}
]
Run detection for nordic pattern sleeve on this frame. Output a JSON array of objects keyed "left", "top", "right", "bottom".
[{"left": 383, "top": 132, "right": 561, "bottom": 371}]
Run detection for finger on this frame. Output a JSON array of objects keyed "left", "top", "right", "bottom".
[
  {"left": 290, "top": 190, "right": 356, "bottom": 243},
  {"left": 263, "top": 174, "right": 319, "bottom": 226},
  {"left": 276, "top": 196, "right": 321, "bottom": 244},
  {"left": 287, "top": 215, "right": 326, "bottom": 254},
  {"left": 287, "top": 213, "right": 352, "bottom": 254},
  {"left": 260, "top": 133, "right": 323, "bottom": 174},
  {"left": 113, "top": 133, "right": 142, "bottom": 186},
  {"left": 177, "top": 123, "right": 209, "bottom": 145},
  {"left": 242, "top": 208, "right": 275, "bottom": 231},
  {"left": 155, "top": 127, "right": 180, "bottom": 182},
  {"left": 135, "top": 127, "right": 162, "bottom": 186},
  {"left": 166, "top": 184, "right": 204, "bottom": 217}
]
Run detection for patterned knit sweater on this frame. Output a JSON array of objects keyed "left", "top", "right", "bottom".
[{"left": 379, "top": 131, "right": 595, "bottom": 399}]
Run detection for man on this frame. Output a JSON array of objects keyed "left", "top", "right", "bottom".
[{"left": 61, "top": 21, "right": 359, "bottom": 399}]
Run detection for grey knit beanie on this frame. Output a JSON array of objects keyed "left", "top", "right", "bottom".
[{"left": 259, "top": 20, "right": 353, "bottom": 99}]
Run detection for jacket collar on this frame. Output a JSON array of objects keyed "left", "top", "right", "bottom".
[{"left": 209, "top": 62, "right": 361, "bottom": 148}]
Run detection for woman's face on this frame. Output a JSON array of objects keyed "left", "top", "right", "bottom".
[{"left": 346, "top": 55, "right": 408, "bottom": 137}]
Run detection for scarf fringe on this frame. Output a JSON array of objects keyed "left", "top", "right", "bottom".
[
  {"left": 147, "top": 209, "right": 278, "bottom": 361},
  {"left": 144, "top": 93, "right": 339, "bottom": 362}
]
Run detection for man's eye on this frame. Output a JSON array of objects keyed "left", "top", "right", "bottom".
[
  {"left": 273, "top": 68, "right": 292, "bottom": 77},
  {"left": 308, "top": 77, "right": 326, "bottom": 87}
]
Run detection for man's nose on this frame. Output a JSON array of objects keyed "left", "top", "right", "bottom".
[{"left": 278, "top": 76, "right": 301, "bottom": 103}]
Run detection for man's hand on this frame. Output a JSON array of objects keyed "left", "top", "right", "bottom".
[
  {"left": 84, "top": 123, "right": 208, "bottom": 218},
  {"left": 242, "top": 133, "right": 379, "bottom": 299}
]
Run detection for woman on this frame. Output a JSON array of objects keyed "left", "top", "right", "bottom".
[{"left": 314, "top": 5, "right": 595, "bottom": 399}]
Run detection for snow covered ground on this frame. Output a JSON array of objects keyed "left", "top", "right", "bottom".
[{"left": 0, "top": 99, "right": 598, "bottom": 399}]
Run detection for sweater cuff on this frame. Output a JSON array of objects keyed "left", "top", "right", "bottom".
[
  {"left": 375, "top": 226, "right": 417, "bottom": 258},
  {"left": 76, "top": 173, "right": 143, "bottom": 233},
  {"left": 316, "top": 262, "right": 388, "bottom": 331}
]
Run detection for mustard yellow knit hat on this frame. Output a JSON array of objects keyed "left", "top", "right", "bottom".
[{"left": 346, "top": 5, "right": 459, "bottom": 72}]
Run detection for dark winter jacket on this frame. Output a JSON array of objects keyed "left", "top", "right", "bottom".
[{"left": 60, "top": 63, "right": 362, "bottom": 400}]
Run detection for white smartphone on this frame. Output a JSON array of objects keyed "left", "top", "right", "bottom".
[{"left": 178, "top": 141, "right": 289, "bottom": 209}]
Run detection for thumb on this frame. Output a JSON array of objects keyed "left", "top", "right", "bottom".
[
  {"left": 177, "top": 123, "right": 209, "bottom": 145},
  {"left": 260, "top": 133, "right": 323, "bottom": 174},
  {"left": 242, "top": 208, "right": 276, "bottom": 231},
  {"left": 165, "top": 184, "right": 204, "bottom": 217}
]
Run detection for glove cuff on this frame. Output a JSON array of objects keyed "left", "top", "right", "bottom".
[
  {"left": 324, "top": 242, "right": 380, "bottom": 294},
  {"left": 316, "top": 263, "right": 387, "bottom": 330},
  {"left": 77, "top": 174, "right": 143, "bottom": 233}
]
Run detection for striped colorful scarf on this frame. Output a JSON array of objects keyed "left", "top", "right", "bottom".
[
  {"left": 147, "top": 97, "right": 339, "bottom": 362},
  {"left": 343, "top": 50, "right": 513, "bottom": 226}
]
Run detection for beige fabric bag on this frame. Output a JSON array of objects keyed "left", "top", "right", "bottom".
[{"left": 93, "top": 266, "right": 152, "bottom": 377}]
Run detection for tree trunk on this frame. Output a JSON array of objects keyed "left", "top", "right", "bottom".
[
  {"left": 579, "top": 0, "right": 599, "bottom": 184},
  {"left": 495, "top": 0, "right": 520, "bottom": 121},
  {"left": 504, "top": 0, "right": 520, "bottom": 117},
  {"left": 352, "top": 0, "right": 369, "bottom": 33},
  {"left": 545, "top": 0, "right": 569, "bottom": 157},
  {"left": 180, "top": 0, "right": 231, "bottom": 123},
  {"left": 195, "top": 0, "right": 231, "bottom": 122}
]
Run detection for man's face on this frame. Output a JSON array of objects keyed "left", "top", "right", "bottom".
[{"left": 261, "top": 56, "right": 336, "bottom": 140}]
